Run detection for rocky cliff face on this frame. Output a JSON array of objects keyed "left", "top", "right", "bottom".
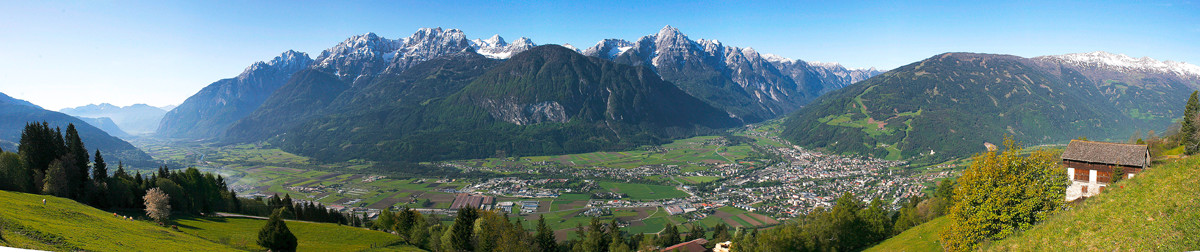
[
  {"left": 587, "top": 26, "right": 882, "bottom": 122},
  {"left": 157, "top": 50, "right": 313, "bottom": 139}
]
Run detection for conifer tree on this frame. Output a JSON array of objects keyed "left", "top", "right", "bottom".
[
  {"left": 64, "top": 124, "right": 89, "bottom": 199},
  {"left": 659, "top": 225, "right": 680, "bottom": 247},
  {"left": 92, "top": 150, "right": 107, "bottom": 181},
  {"left": 535, "top": 215, "right": 557, "bottom": 252},
  {"left": 258, "top": 208, "right": 298, "bottom": 252},
  {"left": 450, "top": 207, "right": 478, "bottom": 251},
  {"left": 1184, "top": 91, "right": 1200, "bottom": 154}
]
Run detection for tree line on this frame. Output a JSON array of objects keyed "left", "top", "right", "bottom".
[
  {"left": 0, "top": 122, "right": 242, "bottom": 215},
  {"left": 0, "top": 122, "right": 362, "bottom": 227}
]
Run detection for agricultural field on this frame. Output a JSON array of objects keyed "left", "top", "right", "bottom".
[{"left": 599, "top": 182, "right": 689, "bottom": 200}]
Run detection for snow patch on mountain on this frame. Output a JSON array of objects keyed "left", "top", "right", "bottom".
[
  {"left": 1040, "top": 51, "right": 1200, "bottom": 77},
  {"left": 470, "top": 35, "right": 536, "bottom": 59}
]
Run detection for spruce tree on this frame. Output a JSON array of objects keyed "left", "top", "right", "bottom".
[
  {"left": 1184, "top": 91, "right": 1200, "bottom": 154},
  {"left": 92, "top": 150, "right": 107, "bottom": 181},
  {"left": 64, "top": 124, "right": 90, "bottom": 196},
  {"left": 535, "top": 215, "right": 556, "bottom": 252},
  {"left": 450, "top": 207, "right": 478, "bottom": 251},
  {"left": 258, "top": 208, "right": 298, "bottom": 252}
]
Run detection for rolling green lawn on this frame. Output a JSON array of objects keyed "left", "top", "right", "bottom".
[
  {"left": 174, "top": 216, "right": 411, "bottom": 251},
  {"left": 599, "top": 182, "right": 688, "bottom": 200},
  {"left": 0, "top": 190, "right": 235, "bottom": 251},
  {"left": 865, "top": 217, "right": 948, "bottom": 252}
]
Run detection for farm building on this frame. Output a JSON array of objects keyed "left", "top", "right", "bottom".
[
  {"left": 1061, "top": 140, "right": 1150, "bottom": 201},
  {"left": 662, "top": 238, "right": 709, "bottom": 252}
]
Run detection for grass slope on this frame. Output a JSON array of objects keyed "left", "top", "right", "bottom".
[
  {"left": 0, "top": 190, "right": 233, "bottom": 251},
  {"left": 174, "top": 216, "right": 415, "bottom": 251},
  {"left": 986, "top": 157, "right": 1200, "bottom": 251},
  {"left": 868, "top": 156, "right": 1200, "bottom": 251},
  {"left": 865, "top": 216, "right": 949, "bottom": 252}
]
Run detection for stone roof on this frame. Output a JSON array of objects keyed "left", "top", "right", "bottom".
[{"left": 1061, "top": 140, "right": 1149, "bottom": 167}]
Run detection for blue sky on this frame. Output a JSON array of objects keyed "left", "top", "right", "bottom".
[{"left": 1, "top": 0, "right": 1197, "bottom": 110}]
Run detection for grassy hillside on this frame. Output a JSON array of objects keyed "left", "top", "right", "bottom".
[
  {"left": 174, "top": 216, "right": 418, "bottom": 251},
  {"left": 0, "top": 190, "right": 233, "bottom": 251},
  {"left": 0, "top": 189, "right": 421, "bottom": 251},
  {"left": 868, "top": 156, "right": 1200, "bottom": 251},
  {"left": 986, "top": 156, "right": 1200, "bottom": 251},
  {"left": 865, "top": 216, "right": 949, "bottom": 252}
]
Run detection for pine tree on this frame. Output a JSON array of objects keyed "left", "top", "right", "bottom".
[
  {"left": 258, "top": 208, "right": 298, "bottom": 252},
  {"left": 64, "top": 124, "right": 89, "bottom": 200},
  {"left": 450, "top": 207, "right": 478, "bottom": 251},
  {"left": 685, "top": 224, "right": 704, "bottom": 241},
  {"left": 711, "top": 223, "right": 731, "bottom": 242},
  {"left": 535, "top": 215, "right": 557, "bottom": 252},
  {"left": 1184, "top": 91, "right": 1200, "bottom": 154},
  {"left": 92, "top": 150, "right": 107, "bottom": 181},
  {"left": 659, "top": 225, "right": 680, "bottom": 247}
]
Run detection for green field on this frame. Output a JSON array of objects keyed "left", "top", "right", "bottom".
[
  {"left": 0, "top": 190, "right": 234, "bottom": 251},
  {"left": 865, "top": 217, "right": 948, "bottom": 252},
  {"left": 600, "top": 182, "right": 688, "bottom": 200},
  {"left": 175, "top": 216, "right": 415, "bottom": 251}
]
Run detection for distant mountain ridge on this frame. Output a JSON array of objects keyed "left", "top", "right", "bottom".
[
  {"left": 0, "top": 92, "right": 153, "bottom": 165},
  {"left": 781, "top": 51, "right": 1200, "bottom": 162},
  {"left": 270, "top": 45, "right": 738, "bottom": 162},
  {"left": 586, "top": 26, "right": 883, "bottom": 122},
  {"left": 74, "top": 116, "right": 131, "bottom": 139},
  {"left": 157, "top": 50, "right": 314, "bottom": 139},
  {"left": 60, "top": 103, "right": 166, "bottom": 135}
]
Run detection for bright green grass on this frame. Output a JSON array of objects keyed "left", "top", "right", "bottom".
[
  {"left": 175, "top": 216, "right": 403, "bottom": 251},
  {"left": 682, "top": 176, "right": 720, "bottom": 184},
  {"left": 865, "top": 216, "right": 948, "bottom": 252},
  {"left": 985, "top": 156, "right": 1200, "bottom": 251},
  {"left": 0, "top": 190, "right": 235, "bottom": 251},
  {"left": 555, "top": 193, "right": 592, "bottom": 201},
  {"left": 599, "top": 182, "right": 688, "bottom": 200}
]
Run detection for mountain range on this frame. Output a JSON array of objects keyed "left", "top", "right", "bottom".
[
  {"left": 157, "top": 26, "right": 879, "bottom": 162},
  {"left": 152, "top": 26, "right": 1200, "bottom": 164},
  {"left": 59, "top": 103, "right": 169, "bottom": 135},
  {"left": 781, "top": 51, "right": 1200, "bottom": 162},
  {"left": 0, "top": 92, "right": 153, "bottom": 166}
]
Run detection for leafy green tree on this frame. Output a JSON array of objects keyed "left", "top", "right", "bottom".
[
  {"left": 940, "top": 137, "right": 1068, "bottom": 251},
  {"left": 534, "top": 215, "right": 556, "bottom": 252},
  {"left": 258, "top": 208, "right": 298, "bottom": 252},
  {"left": 859, "top": 198, "right": 892, "bottom": 244},
  {"left": 0, "top": 151, "right": 32, "bottom": 192},
  {"left": 42, "top": 159, "right": 71, "bottom": 197},
  {"left": 831, "top": 192, "right": 864, "bottom": 250}
]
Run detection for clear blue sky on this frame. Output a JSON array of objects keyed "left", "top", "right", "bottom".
[{"left": 1, "top": 0, "right": 1197, "bottom": 110}]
